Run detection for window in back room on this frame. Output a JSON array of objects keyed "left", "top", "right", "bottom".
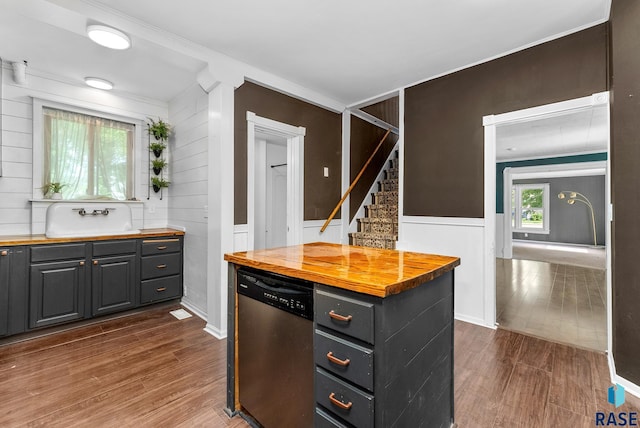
[
  {"left": 511, "top": 183, "right": 550, "bottom": 234},
  {"left": 43, "top": 107, "right": 135, "bottom": 200}
]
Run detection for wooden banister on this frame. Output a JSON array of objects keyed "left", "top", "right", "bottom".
[{"left": 320, "top": 129, "right": 391, "bottom": 233}]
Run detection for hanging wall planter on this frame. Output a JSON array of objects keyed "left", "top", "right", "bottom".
[
  {"left": 151, "top": 158, "right": 167, "bottom": 175},
  {"left": 149, "top": 141, "right": 166, "bottom": 158},
  {"left": 147, "top": 117, "right": 171, "bottom": 141},
  {"left": 151, "top": 177, "right": 170, "bottom": 193}
]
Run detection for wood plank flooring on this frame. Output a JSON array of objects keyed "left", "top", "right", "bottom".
[
  {"left": 496, "top": 257, "right": 606, "bottom": 351},
  {"left": 0, "top": 304, "right": 637, "bottom": 427}
]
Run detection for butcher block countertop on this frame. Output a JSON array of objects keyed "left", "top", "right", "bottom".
[
  {"left": 224, "top": 242, "right": 460, "bottom": 298},
  {"left": 0, "top": 228, "right": 184, "bottom": 246}
]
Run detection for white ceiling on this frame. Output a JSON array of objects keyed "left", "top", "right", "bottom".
[
  {"left": 496, "top": 105, "right": 609, "bottom": 162},
  {"left": 0, "top": 0, "right": 610, "bottom": 105}
]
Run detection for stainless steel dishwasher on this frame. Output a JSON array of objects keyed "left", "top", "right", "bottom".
[{"left": 237, "top": 268, "right": 314, "bottom": 428}]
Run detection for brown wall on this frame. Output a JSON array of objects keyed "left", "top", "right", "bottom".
[
  {"left": 349, "top": 116, "right": 399, "bottom": 221},
  {"left": 404, "top": 24, "right": 609, "bottom": 218},
  {"left": 611, "top": 0, "right": 640, "bottom": 385},
  {"left": 361, "top": 96, "right": 400, "bottom": 128},
  {"left": 234, "top": 82, "right": 342, "bottom": 224}
]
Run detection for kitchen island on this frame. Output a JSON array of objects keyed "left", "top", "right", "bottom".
[{"left": 225, "top": 242, "right": 460, "bottom": 428}]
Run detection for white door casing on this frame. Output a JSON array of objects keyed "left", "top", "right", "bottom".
[{"left": 246, "top": 112, "right": 305, "bottom": 250}]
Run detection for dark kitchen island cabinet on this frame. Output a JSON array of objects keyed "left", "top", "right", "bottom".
[{"left": 225, "top": 242, "right": 460, "bottom": 428}]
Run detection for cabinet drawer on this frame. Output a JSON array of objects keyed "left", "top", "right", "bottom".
[
  {"left": 315, "top": 289, "right": 375, "bottom": 344},
  {"left": 316, "top": 407, "right": 348, "bottom": 428},
  {"left": 315, "top": 367, "right": 374, "bottom": 428},
  {"left": 31, "top": 243, "right": 86, "bottom": 263},
  {"left": 92, "top": 240, "right": 137, "bottom": 257},
  {"left": 141, "top": 239, "right": 181, "bottom": 256},
  {"left": 315, "top": 329, "right": 374, "bottom": 392},
  {"left": 141, "top": 253, "right": 181, "bottom": 279},
  {"left": 140, "top": 276, "right": 182, "bottom": 304}
]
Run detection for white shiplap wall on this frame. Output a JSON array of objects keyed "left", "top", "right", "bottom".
[
  {"left": 0, "top": 62, "right": 169, "bottom": 234},
  {"left": 167, "top": 83, "right": 209, "bottom": 317}
]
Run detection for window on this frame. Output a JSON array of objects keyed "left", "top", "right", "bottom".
[
  {"left": 512, "top": 183, "right": 550, "bottom": 233},
  {"left": 43, "top": 107, "right": 135, "bottom": 200}
]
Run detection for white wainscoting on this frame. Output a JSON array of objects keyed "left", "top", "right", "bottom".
[
  {"left": 233, "top": 220, "right": 343, "bottom": 253},
  {"left": 397, "top": 216, "right": 492, "bottom": 328},
  {"left": 303, "top": 219, "right": 343, "bottom": 244}
]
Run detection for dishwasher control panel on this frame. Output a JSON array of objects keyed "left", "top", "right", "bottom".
[{"left": 237, "top": 269, "right": 314, "bottom": 319}]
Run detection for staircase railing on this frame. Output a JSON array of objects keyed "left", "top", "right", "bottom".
[{"left": 320, "top": 129, "right": 391, "bottom": 233}]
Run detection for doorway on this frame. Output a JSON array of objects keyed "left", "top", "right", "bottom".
[
  {"left": 484, "top": 92, "right": 612, "bottom": 352},
  {"left": 246, "top": 112, "right": 306, "bottom": 251}
]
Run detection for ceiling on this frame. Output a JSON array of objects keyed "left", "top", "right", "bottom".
[
  {"left": 496, "top": 105, "right": 609, "bottom": 162},
  {"left": 0, "top": 0, "right": 611, "bottom": 106}
]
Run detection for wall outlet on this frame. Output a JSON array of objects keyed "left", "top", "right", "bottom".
[
  {"left": 323, "top": 167, "right": 329, "bottom": 177},
  {"left": 204, "top": 205, "right": 208, "bottom": 219},
  {"left": 148, "top": 204, "right": 156, "bottom": 214}
]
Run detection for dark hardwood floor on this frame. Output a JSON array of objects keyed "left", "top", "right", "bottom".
[{"left": 0, "top": 305, "right": 637, "bottom": 427}]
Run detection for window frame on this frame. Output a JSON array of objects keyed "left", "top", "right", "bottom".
[
  {"left": 512, "top": 182, "right": 550, "bottom": 234},
  {"left": 33, "top": 98, "right": 143, "bottom": 201}
]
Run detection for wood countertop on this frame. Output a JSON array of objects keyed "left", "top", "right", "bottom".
[
  {"left": 0, "top": 228, "right": 185, "bottom": 246},
  {"left": 224, "top": 242, "right": 460, "bottom": 298}
]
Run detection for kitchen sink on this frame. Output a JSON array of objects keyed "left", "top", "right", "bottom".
[{"left": 45, "top": 202, "right": 140, "bottom": 238}]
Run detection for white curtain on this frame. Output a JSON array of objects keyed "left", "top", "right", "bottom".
[{"left": 43, "top": 108, "right": 134, "bottom": 200}]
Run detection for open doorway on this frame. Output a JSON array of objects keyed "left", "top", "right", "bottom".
[
  {"left": 484, "top": 92, "right": 611, "bottom": 352},
  {"left": 246, "top": 112, "right": 306, "bottom": 251}
]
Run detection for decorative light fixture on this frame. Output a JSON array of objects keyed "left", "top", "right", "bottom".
[
  {"left": 557, "top": 190, "right": 597, "bottom": 247},
  {"left": 84, "top": 77, "right": 113, "bottom": 90},
  {"left": 11, "top": 60, "right": 27, "bottom": 85},
  {"left": 86, "top": 24, "right": 131, "bottom": 50}
]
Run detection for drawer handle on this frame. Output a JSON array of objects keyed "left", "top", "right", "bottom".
[
  {"left": 329, "top": 393, "right": 352, "bottom": 411},
  {"left": 79, "top": 261, "right": 85, "bottom": 266},
  {"left": 156, "top": 264, "right": 167, "bottom": 269},
  {"left": 93, "top": 260, "right": 99, "bottom": 265},
  {"left": 156, "top": 287, "right": 167, "bottom": 292},
  {"left": 157, "top": 246, "right": 168, "bottom": 250},
  {"left": 0, "top": 250, "right": 7, "bottom": 256},
  {"left": 329, "top": 310, "right": 352, "bottom": 323},
  {"left": 327, "top": 352, "right": 350, "bottom": 367}
]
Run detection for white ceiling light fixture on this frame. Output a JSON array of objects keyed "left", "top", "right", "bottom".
[
  {"left": 85, "top": 77, "right": 113, "bottom": 90},
  {"left": 87, "top": 24, "right": 131, "bottom": 50}
]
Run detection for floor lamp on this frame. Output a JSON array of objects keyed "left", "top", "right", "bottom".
[{"left": 557, "top": 191, "right": 597, "bottom": 247}]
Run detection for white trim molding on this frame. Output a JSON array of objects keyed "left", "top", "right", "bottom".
[{"left": 246, "top": 111, "right": 305, "bottom": 250}]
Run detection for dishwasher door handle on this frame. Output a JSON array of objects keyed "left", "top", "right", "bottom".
[{"left": 253, "top": 279, "right": 308, "bottom": 296}]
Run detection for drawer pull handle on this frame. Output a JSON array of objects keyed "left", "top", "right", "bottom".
[
  {"left": 156, "top": 264, "right": 167, "bottom": 269},
  {"left": 327, "top": 352, "right": 350, "bottom": 367},
  {"left": 329, "top": 393, "right": 352, "bottom": 411},
  {"left": 79, "top": 261, "right": 85, "bottom": 266},
  {"left": 157, "top": 246, "right": 168, "bottom": 250},
  {"left": 0, "top": 250, "right": 7, "bottom": 256},
  {"left": 329, "top": 310, "right": 352, "bottom": 323},
  {"left": 93, "top": 260, "right": 98, "bottom": 265},
  {"left": 156, "top": 287, "right": 167, "bottom": 292}
]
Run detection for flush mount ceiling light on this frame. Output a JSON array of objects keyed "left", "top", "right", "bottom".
[
  {"left": 86, "top": 24, "right": 131, "bottom": 50},
  {"left": 85, "top": 77, "right": 113, "bottom": 90}
]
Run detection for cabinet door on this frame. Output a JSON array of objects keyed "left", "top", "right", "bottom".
[
  {"left": 0, "top": 248, "right": 10, "bottom": 336},
  {"left": 92, "top": 254, "right": 136, "bottom": 316},
  {"left": 30, "top": 260, "right": 86, "bottom": 328}
]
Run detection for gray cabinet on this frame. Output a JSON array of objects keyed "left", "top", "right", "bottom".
[
  {"left": 140, "top": 238, "right": 183, "bottom": 304},
  {"left": 30, "top": 257, "right": 87, "bottom": 329},
  {"left": 313, "top": 272, "right": 455, "bottom": 427},
  {"left": 0, "top": 248, "right": 10, "bottom": 336},
  {"left": 91, "top": 240, "right": 138, "bottom": 316}
]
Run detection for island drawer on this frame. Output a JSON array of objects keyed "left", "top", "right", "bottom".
[
  {"left": 92, "top": 240, "right": 136, "bottom": 257},
  {"left": 141, "top": 239, "right": 181, "bottom": 256},
  {"left": 314, "top": 329, "right": 374, "bottom": 391},
  {"left": 31, "top": 243, "right": 86, "bottom": 263},
  {"left": 315, "top": 367, "right": 374, "bottom": 428},
  {"left": 316, "top": 407, "right": 349, "bottom": 427},
  {"left": 140, "top": 276, "right": 182, "bottom": 304},
  {"left": 141, "top": 253, "right": 181, "bottom": 280},
  {"left": 315, "top": 288, "right": 374, "bottom": 344}
]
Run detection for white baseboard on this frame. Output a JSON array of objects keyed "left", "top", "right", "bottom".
[
  {"left": 204, "top": 323, "right": 227, "bottom": 340},
  {"left": 455, "top": 313, "right": 496, "bottom": 329},
  {"left": 608, "top": 353, "right": 640, "bottom": 399},
  {"left": 180, "top": 300, "right": 207, "bottom": 322}
]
